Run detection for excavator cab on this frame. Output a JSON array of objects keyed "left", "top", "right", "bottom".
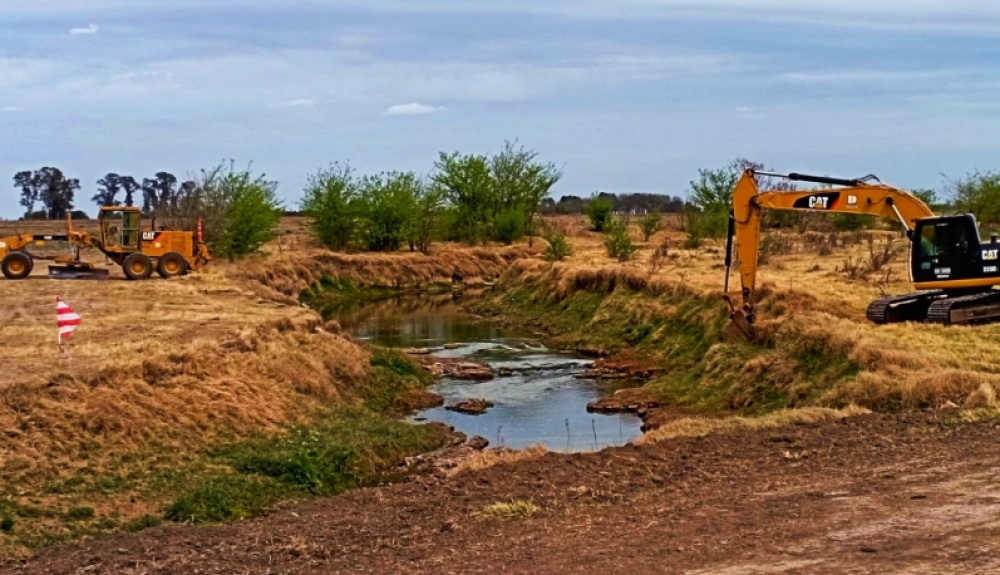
[{"left": 911, "top": 214, "right": 998, "bottom": 285}]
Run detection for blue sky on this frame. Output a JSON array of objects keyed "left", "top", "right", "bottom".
[{"left": 2, "top": 1, "right": 1000, "bottom": 216}]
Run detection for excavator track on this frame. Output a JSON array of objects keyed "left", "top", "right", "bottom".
[
  {"left": 926, "top": 291, "right": 1000, "bottom": 326},
  {"left": 866, "top": 290, "right": 945, "bottom": 324}
]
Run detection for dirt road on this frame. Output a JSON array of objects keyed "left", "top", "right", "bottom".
[{"left": 6, "top": 412, "right": 1000, "bottom": 574}]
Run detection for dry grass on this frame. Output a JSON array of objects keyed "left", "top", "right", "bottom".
[
  {"left": 477, "top": 500, "right": 538, "bottom": 519},
  {"left": 241, "top": 231, "right": 535, "bottom": 302},
  {"left": 448, "top": 445, "right": 549, "bottom": 477},
  {"left": 509, "top": 218, "right": 1000, "bottom": 412},
  {"left": 637, "top": 406, "right": 871, "bottom": 445}
]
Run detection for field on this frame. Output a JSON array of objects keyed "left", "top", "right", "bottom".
[{"left": 4, "top": 214, "right": 1000, "bottom": 572}]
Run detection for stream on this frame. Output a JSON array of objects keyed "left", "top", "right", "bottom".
[{"left": 339, "top": 297, "right": 643, "bottom": 452}]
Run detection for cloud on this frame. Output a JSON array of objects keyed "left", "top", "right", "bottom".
[
  {"left": 735, "top": 106, "right": 764, "bottom": 119},
  {"left": 271, "top": 98, "right": 318, "bottom": 108},
  {"left": 69, "top": 24, "right": 98, "bottom": 35},
  {"left": 1, "top": 106, "right": 24, "bottom": 113},
  {"left": 382, "top": 103, "right": 446, "bottom": 116},
  {"left": 780, "top": 69, "right": 960, "bottom": 84}
]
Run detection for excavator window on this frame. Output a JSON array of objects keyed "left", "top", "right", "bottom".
[{"left": 913, "top": 216, "right": 980, "bottom": 282}]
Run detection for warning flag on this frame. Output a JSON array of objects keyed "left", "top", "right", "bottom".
[{"left": 56, "top": 296, "right": 82, "bottom": 340}]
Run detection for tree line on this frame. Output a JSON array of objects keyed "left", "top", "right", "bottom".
[
  {"left": 300, "top": 141, "right": 562, "bottom": 252},
  {"left": 541, "top": 193, "right": 685, "bottom": 216},
  {"left": 12, "top": 150, "right": 996, "bottom": 260},
  {"left": 14, "top": 168, "right": 203, "bottom": 220}
]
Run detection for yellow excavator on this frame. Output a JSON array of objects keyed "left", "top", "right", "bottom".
[
  {"left": 724, "top": 169, "right": 1000, "bottom": 336},
  {"left": 0, "top": 206, "right": 212, "bottom": 280}
]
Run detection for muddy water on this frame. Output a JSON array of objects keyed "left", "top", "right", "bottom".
[{"left": 340, "top": 297, "right": 643, "bottom": 452}]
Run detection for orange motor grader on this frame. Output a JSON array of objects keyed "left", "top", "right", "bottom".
[{"left": 0, "top": 206, "right": 212, "bottom": 280}]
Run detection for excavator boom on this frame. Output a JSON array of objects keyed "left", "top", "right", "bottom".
[{"left": 724, "top": 169, "right": 941, "bottom": 337}]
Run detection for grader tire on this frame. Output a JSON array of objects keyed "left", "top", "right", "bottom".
[
  {"left": 1, "top": 252, "right": 33, "bottom": 280},
  {"left": 156, "top": 252, "right": 187, "bottom": 278},
  {"left": 123, "top": 253, "right": 153, "bottom": 281}
]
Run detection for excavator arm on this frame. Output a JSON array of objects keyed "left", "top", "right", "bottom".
[{"left": 723, "top": 169, "right": 934, "bottom": 335}]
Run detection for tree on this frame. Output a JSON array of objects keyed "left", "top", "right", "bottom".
[
  {"left": 14, "top": 171, "right": 39, "bottom": 216},
  {"left": 14, "top": 168, "right": 79, "bottom": 219},
  {"left": 120, "top": 176, "right": 140, "bottom": 207},
  {"left": 142, "top": 172, "right": 179, "bottom": 212},
  {"left": 300, "top": 163, "right": 360, "bottom": 251},
  {"left": 211, "top": 165, "right": 283, "bottom": 259},
  {"left": 405, "top": 184, "right": 447, "bottom": 253},
  {"left": 489, "top": 141, "right": 561, "bottom": 245},
  {"left": 433, "top": 152, "right": 494, "bottom": 245},
  {"left": 94, "top": 173, "right": 123, "bottom": 207},
  {"left": 357, "top": 172, "right": 419, "bottom": 252},
  {"left": 913, "top": 188, "right": 938, "bottom": 208},
  {"left": 686, "top": 158, "right": 764, "bottom": 239},
  {"left": 950, "top": 171, "right": 1000, "bottom": 228}
]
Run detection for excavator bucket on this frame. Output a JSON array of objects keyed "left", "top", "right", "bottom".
[
  {"left": 723, "top": 310, "right": 755, "bottom": 343},
  {"left": 48, "top": 264, "right": 110, "bottom": 280}
]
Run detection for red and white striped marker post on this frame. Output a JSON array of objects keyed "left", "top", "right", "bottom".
[{"left": 56, "top": 296, "right": 81, "bottom": 358}]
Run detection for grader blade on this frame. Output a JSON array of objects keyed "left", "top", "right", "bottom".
[{"left": 48, "top": 264, "right": 110, "bottom": 280}]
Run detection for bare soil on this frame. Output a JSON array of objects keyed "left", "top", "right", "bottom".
[{"left": 7, "top": 411, "right": 1000, "bottom": 574}]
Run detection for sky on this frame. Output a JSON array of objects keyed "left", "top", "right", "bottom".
[{"left": 2, "top": 1, "right": 1000, "bottom": 217}]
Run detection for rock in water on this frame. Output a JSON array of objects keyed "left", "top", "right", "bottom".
[{"left": 446, "top": 399, "right": 495, "bottom": 415}]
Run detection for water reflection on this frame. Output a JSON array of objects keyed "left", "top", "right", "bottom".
[{"left": 344, "top": 297, "right": 643, "bottom": 452}]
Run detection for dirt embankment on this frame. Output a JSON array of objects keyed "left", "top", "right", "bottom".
[
  {"left": 11, "top": 411, "right": 1000, "bottom": 574},
  {"left": 0, "top": 244, "right": 531, "bottom": 555},
  {"left": 473, "top": 258, "right": 1000, "bottom": 417},
  {"left": 238, "top": 245, "right": 535, "bottom": 304}
]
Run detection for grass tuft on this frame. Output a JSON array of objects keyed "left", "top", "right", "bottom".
[
  {"left": 637, "top": 406, "right": 870, "bottom": 445},
  {"left": 478, "top": 500, "right": 538, "bottom": 519}
]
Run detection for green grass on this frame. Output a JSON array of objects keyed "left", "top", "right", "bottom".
[
  {"left": 165, "top": 476, "right": 288, "bottom": 523},
  {"left": 166, "top": 408, "right": 448, "bottom": 523},
  {"left": 474, "top": 273, "right": 861, "bottom": 417},
  {"left": 1, "top": 346, "right": 447, "bottom": 547}
]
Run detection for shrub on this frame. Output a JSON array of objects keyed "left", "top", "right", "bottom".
[
  {"left": 66, "top": 506, "right": 95, "bottom": 521},
  {"left": 358, "top": 172, "right": 419, "bottom": 252},
  {"left": 543, "top": 233, "right": 571, "bottom": 262},
  {"left": 833, "top": 213, "right": 872, "bottom": 231},
  {"left": 0, "top": 516, "right": 14, "bottom": 532},
  {"left": 604, "top": 218, "right": 637, "bottom": 262},
  {"left": 213, "top": 170, "right": 283, "bottom": 260},
  {"left": 433, "top": 152, "right": 494, "bottom": 244},
  {"left": 639, "top": 211, "right": 663, "bottom": 241},
  {"left": 586, "top": 196, "right": 614, "bottom": 232},
  {"left": 405, "top": 185, "right": 447, "bottom": 253},
  {"left": 865, "top": 236, "right": 900, "bottom": 272},
  {"left": 165, "top": 476, "right": 286, "bottom": 523},
  {"left": 950, "top": 170, "right": 1000, "bottom": 227},
  {"left": 433, "top": 142, "right": 560, "bottom": 245},
  {"left": 684, "top": 231, "right": 704, "bottom": 249},
  {"left": 301, "top": 163, "right": 360, "bottom": 251},
  {"left": 493, "top": 209, "right": 526, "bottom": 245},
  {"left": 124, "top": 514, "right": 162, "bottom": 532},
  {"left": 648, "top": 238, "right": 669, "bottom": 274}
]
